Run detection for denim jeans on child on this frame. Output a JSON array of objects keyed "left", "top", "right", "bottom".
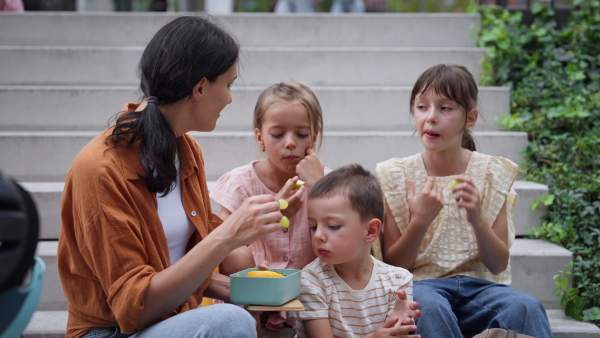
[
  {"left": 82, "top": 304, "right": 257, "bottom": 338},
  {"left": 414, "top": 276, "right": 552, "bottom": 338}
]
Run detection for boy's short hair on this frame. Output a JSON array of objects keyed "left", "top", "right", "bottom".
[{"left": 309, "top": 164, "right": 384, "bottom": 222}]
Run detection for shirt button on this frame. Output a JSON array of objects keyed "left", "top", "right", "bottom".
[
  {"left": 283, "top": 256, "right": 289, "bottom": 262},
  {"left": 282, "top": 227, "right": 289, "bottom": 233},
  {"left": 190, "top": 210, "right": 197, "bottom": 216}
]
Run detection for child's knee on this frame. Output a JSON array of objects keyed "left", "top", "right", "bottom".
[
  {"left": 513, "top": 293, "right": 546, "bottom": 315},
  {"left": 219, "top": 246, "right": 255, "bottom": 276}
]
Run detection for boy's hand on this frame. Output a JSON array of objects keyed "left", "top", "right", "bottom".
[
  {"left": 275, "top": 176, "right": 305, "bottom": 220},
  {"left": 390, "top": 290, "right": 421, "bottom": 326},
  {"left": 296, "top": 148, "right": 325, "bottom": 189},
  {"left": 369, "top": 316, "right": 419, "bottom": 338},
  {"left": 407, "top": 177, "right": 444, "bottom": 229}
]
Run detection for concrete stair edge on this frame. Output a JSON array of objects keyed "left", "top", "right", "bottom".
[
  {"left": 0, "top": 131, "right": 529, "bottom": 182},
  {"left": 0, "top": 47, "right": 485, "bottom": 87},
  {"left": 21, "top": 180, "right": 547, "bottom": 240},
  {"left": 0, "top": 85, "right": 510, "bottom": 132},
  {"left": 33, "top": 238, "right": 572, "bottom": 312},
  {"left": 0, "top": 12, "right": 480, "bottom": 48}
]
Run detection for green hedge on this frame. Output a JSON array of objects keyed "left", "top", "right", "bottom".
[{"left": 471, "top": 0, "right": 600, "bottom": 326}]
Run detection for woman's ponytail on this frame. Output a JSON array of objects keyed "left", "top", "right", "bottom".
[
  {"left": 137, "top": 100, "right": 178, "bottom": 195},
  {"left": 106, "top": 98, "right": 179, "bottom": 196}
]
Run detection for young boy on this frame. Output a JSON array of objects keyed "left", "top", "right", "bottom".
[{"left": 289, "top": 164, "right": 421, "bottom": 338}]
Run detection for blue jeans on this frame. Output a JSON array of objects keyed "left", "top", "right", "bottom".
[
  {"left": 83, "top": 304, "right": 256, "bottom": 338},
  {"left": 414, "top": 276, "right": 552, "bottom": 338}
]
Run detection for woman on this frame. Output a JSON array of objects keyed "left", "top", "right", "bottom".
[{"left": 58, "top": 16, "right": 282, "bottom": 338}]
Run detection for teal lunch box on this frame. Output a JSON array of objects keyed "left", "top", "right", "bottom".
[{"left": 229, "top": 268, "right": 301, "bottom": 306}]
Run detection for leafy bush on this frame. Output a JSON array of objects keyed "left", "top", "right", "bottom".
[{"left": 471, "top": 0, "right": 600, "bottom": 327}]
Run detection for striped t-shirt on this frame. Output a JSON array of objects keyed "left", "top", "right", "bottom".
[{"left": 290, "top": 256, "right": 413, "bottom": 337}]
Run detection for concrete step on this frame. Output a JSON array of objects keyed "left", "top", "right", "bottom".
[
  {"left": 513, "top": 181, "right": 548, "bottom": 237},
  {"left": 0, "top": 12, "right": 479, "bottom": 48},
  {"left": 35, "top": 241, "right": 64, "bottom": 311},
  {"left": 0, "top": 85, "right": 510, "bottom": 132},
  {"left": 22, "top": 180, "right": 545, "bottom": 241},
  {"left": 22, "top": 309, "right": 600, "bottom": 338},
  {"left": 30, "top": 239, "right": 577, "bottom": 319},
  {"left": 510, "top": 239, "right": 572, "bottom": 310},
  {"left": 0, "top": 46, "right": 485, "bottom": 87},
  {"left": 0, "top": 130, "right": 527, "bottom": 182}
]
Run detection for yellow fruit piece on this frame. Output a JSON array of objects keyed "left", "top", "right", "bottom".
[
  {"left": 281, "top": 216, "right": 290, "bottom": 228},
  {"left": 287, "top": 179, "right": 306, "bottom": 190},
  {"left": 279, "top": 199, "right": 289, "bottom": 210},
  {"left": 450, "top": 180, "right": 460, "bottom": 189},
  {"left": 247, "top": 270, "right": 284, "bottom": 278}
]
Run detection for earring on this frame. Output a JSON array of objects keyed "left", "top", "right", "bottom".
[{"left": 262, "top": 146, "right": 265, "bottom": 152}]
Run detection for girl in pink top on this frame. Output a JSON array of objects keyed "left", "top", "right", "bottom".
[{"left": 210, "top": 81, "right": 328, "bottom": 330}]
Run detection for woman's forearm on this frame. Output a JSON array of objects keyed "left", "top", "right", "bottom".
[{"left": 136, "top": 229, "right": 235, "bottom": 330}]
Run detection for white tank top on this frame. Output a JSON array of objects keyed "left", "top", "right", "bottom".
[{"left": 157, "top": 158, "right": 196, "bottom": 265}]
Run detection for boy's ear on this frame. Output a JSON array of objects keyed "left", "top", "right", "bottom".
[
  {"left": 365, "top": 218, "right": 382, "bottom": 244},
  {"left": 465, "top": 108, "right": 478, "bottom": 128}
]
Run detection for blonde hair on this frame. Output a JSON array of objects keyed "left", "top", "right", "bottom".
[
  {"left": 253, "top": 81, "right": 324, "bottom": 151},
  {"left": 409, "top": 64, "right": 479, "bottom": 151}
]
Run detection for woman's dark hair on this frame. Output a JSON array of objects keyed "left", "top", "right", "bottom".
[
  {"left": 106, "top": 15, "right": 240, "bottom": 196},
  {"left": 409, "top": 64, "right": 479, "bottom": 151}
]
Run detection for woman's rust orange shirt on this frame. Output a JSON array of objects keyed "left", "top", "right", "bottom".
[{"left": 58, "top": 104, "right": 221, "bottom": 337}]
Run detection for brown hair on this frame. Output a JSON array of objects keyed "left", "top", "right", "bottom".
[
  {"left": 409, "top": 64, "right": 478, "bottom": 151},
  {"left": 309, "top": 164, "right": 384, "bottom": 223},
  {"left": 253, "top": 81, "right": 323, "bottom": 151}
]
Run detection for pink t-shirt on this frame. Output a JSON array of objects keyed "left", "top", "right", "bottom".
[{"left": 211, "top": 161, "right": 328, "bottom": 269}]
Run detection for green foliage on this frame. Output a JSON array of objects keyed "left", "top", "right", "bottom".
[{"left": 473, "top": 0, "right": 600, "bottom": 327}]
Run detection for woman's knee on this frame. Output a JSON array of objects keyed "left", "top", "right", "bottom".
[{"left": 209, "top": 304, "right": 256, "bottom": 334}]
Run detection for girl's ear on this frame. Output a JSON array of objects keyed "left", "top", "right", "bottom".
[
  {"left": 465, "top": 108, "right": 478, "bottom": 129},
  {"left": 254, "top": 127, "right": 264, "bottom": 149},
  {"left": 365, "top": 218, "right": 382, "bottom": 244},
  {"left": 312, "top": 129, "right": 320, "bottom": 146}
]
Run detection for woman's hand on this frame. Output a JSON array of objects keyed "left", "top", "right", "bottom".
[
  {"left": 275, "top": 176, "right": 306, "bottom": 219},
  {"left": 219, "top": 194, "right": 283, "bottom": 248},
  {"left": 451, "top": 175, "right": 483, "bottom": 228},
  {"left": 296, "top": 148, "right": 325, "bottom": 190},
  {"left": 406, "top": 177, "right": 444, "bottom": 230}
]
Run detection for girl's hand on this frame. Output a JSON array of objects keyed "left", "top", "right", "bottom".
[
  {"left": 369, "top": 316, "right": 419, "bottom": 338},
  {"left": 295, "top": 148, "right": 325, "bottom": 190},
  {"left": 406, "top": 177, "right": 444, "bottom": 230},
  {"left": 390, "top": 290, "right": 421, "bottom": 327},
  {"left": 220, "top": 194, "right": 283, "bottom": 247},
  {"left": 275, "top": 176, "right": 306, "bottom": 219},
  {"left": 451, "top": 175, "right": 483, "bottom": 228}
]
